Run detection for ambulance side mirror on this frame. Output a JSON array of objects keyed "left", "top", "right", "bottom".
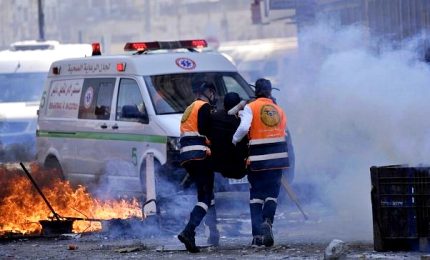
[{"left": 121, "top": 105, "right": 149, "bottom": 124}]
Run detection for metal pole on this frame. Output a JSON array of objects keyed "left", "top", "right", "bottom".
[
  {"left": 281, "top": 176, "right": 309, "bottom": 220},
  {"left": 37, "top": 0, "right": 45, "bottom": 41},
  {"left": 143, "top": 153, "right": 157, "bottom": 216},
  {"left": 19, "top": 163, "right": 60, "bottom": 220},
  {"left": 144, "top": 0, "right": 151, "bottom": 33}
]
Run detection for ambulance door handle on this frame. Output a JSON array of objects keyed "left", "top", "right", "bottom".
[
  {"left": 112, "top": 124, "right": 119, "bottom": 130},
  {"left": 100, "top": 123, "right": 107, "bottom": 129}
]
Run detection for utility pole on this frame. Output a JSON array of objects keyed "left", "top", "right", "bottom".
[
  {"left": 38, "top": 0, "right": 45, "bottom": 41},
  {"left": 144, "top": 0, "right": 151, "bottom": 33}
]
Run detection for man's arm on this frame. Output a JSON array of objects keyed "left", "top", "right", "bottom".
[
  {"left": 197, "top": 103, "right": 212, "bottom": 138},
  {"left": 232, "top": 105, "right": 252, "bottom": 145}
]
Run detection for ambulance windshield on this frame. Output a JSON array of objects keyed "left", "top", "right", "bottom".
[
  {"left": 0, "top": 72, "right": 46, "bottom": 103},
  {"left": 145, "top": 72, "right": 253, "bottom": 115}
]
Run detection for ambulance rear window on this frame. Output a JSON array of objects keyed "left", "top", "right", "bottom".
[
  {"left": 0, "top": 72, "right": 46, "bottom": 102},
  {"left": 145, "top": 72, "right": 252, "bottom": 115}
]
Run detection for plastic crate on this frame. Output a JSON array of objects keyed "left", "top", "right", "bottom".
[{"left": 370, "top": 165, "right": 430, "bottom": 251}]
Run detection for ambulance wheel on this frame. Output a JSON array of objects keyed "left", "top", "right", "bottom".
[{"left": 43, "top": 156, "right": 64, "bottom": 180}]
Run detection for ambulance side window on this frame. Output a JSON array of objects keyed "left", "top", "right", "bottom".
[
  {"left": 116, "top": 78, "right": 148, "bottom": 124},
  {"left": 78, "top": 78, "right": 115, "bottom": 120},
  {"left": 222, "top": 76, "right": 249, "bottom": 100}
]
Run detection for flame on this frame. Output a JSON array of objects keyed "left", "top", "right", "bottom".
[{"left": 0, "top": 163, "right": 143, "bottom": 235}]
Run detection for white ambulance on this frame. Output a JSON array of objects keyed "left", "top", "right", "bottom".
[
  {"left": 0, "top": 40, "right": 92, "bottom": 162},
  {"left": 36, "top": 40, "right": 254, "bottom": 208}
]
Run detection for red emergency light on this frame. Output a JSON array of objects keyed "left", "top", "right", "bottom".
[
  {"left": 124, "top": 42, "right": 160, "bottom": 52},
  {"left": 124, "top": 39, "right": 208, "bottom": 52},
  {"left": 92, "top": 42, "right": 101, "bottom": 56},
  {"left": 52, "top": 66, "right": 60, "bottom": 75},
  {"left": 180, "top": 40, "right": 207, "bottom": 49},
  {"left": 116, "top": 63, "right": 126, "bottom": 72}
]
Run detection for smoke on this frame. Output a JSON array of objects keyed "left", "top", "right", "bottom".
[{"left": 276, "top": 22, "right": 430, "bottom": 241}]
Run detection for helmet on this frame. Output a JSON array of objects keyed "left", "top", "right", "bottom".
[
  {"left": 192, "top": 81, "right": 216, "bottom": 94},
  {"left": 254, "top": 78, "right": 272, "bottom": 97}
]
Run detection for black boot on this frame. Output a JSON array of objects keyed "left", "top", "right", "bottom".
[
  {"left": 178, "top": 205, "right": 206, "bottom": 252},
  {"left": 250, "top": 202, "right": 264, "bottom": 238},
  {"left": 260, "top": 219, "right": 274, "bottom": 247},
  {"left": 178, "top": 229, "right": 200, "bottom": 253}
]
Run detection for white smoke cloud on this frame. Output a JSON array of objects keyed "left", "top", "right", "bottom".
[{"left": 276, "top": 21, "right": 430, "bottom": 241}]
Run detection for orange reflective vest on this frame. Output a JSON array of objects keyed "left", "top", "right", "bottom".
[
  {"left": 247, "top": 98, "right": 289, "bottom": 171},
  {"left": 179, "top": 100, "right": 210, "bottom": 164}
]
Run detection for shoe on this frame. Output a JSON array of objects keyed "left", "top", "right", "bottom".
[
  {"left": 207, "top": 229, "right": 220, "bottom": 246},
  {"left": 251, "top": 236, "right": 264, "bottom": 248},
  {"left": 261, "top": 220, "right": 274, "bottom": 247},
  {"left": 178, "top": 230, "right": 200, "bottom": 253}
]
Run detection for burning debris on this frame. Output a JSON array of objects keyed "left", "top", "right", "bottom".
[{"left": 0, "top": 162, "right": 142, "bottom": 236}]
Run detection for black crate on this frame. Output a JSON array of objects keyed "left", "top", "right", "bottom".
[{"left": 370, "top": 165, "right": 430, "bottom": 251}]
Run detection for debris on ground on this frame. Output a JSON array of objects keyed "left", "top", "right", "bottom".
[
  {"left": 68, "top": 244, "right": 78, "bottom": 250},
  {"left": 324, "top": 239, "right": 347, "bottom": 259},
  {"left": 115, "top": 246, "right": 143, "bottom": 253}
]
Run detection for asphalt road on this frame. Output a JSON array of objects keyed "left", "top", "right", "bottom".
[{"left": 0, "top": 204, "right": 428, "bottom": 260}]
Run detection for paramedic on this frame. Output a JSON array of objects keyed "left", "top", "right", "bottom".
[
  {"left": 178, "top": 81, "right": 219, "bottom": 253},
  {"left": 232, "top": 78, "right": 289, "bottom": 247}
]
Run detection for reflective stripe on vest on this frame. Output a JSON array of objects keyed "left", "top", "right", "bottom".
[
  {"left": 179, "top": 100, "right": 209, "bottom": 164},
  {"left": 248, "top": 152, "right": 288, "bottom": 161},
  {"left": 249, "top": 136, "right": 286, "bottom": 145},
  {"left": 181, "top": 131, "right": 201, "bottom": 137},
  {"left": 180, "top": 145, "right": 208, "bottom": 153},
  {"left": 248, "top": 138, "right": 289, "bottom": 171},
  {"left": 248, "top": 98, "right": 289, "bottom": 171}
]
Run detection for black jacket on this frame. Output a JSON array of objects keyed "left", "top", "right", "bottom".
[{"left": 210, "top": 110, "right": 248, "bottom": 179}]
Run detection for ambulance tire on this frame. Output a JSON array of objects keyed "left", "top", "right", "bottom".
[{"left": 43, "top": 156, "right": 65, "bottom": 180}]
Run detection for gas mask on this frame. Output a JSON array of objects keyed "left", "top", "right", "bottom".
[
  {"left": 209, "top": 93, "right": 218, "bottom": 107},
  {"left": 202, "top": 88, "right": 217, "bottom": 107}
]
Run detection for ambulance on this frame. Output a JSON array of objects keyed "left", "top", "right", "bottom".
[
  {"left": 36, "top": 40, "right": 255, "bottom": 210},
  {"left": 0, "top": 40, "right": 92, "bottom": 162}
]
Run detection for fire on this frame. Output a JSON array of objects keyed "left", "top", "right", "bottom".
[{"left": 0, "top": 163, "right": 143, "bottom": 235}]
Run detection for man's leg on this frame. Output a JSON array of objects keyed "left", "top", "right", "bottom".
[
  {"left": 248, "top": 172, "right": 264, "bottom": 246},
  {"left": 205, "top": 201, "right": 220, "bottom": 245},
  {"left": 260, "top": 170, "right": 283, "bottom": 247},
  {"left": 178, "top": 160, "right": 214, "bottom": 252},
  {"left": 200, "top": 166, "right": 218, "bottom": 245}
]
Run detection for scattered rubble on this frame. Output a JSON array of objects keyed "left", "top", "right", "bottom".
[{"left": 324, "top": 239, "right": 348, "bottom": 259}]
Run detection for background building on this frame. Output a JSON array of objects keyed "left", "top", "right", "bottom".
[
  {"left": 0, "top": 0, "right": 296, "bottom": 53},
  {"left": 2, "top": 0, "right": 429, "bottom": 53},
  {"left": 294, "top": 0, "right": 430, "bottom": 42}
]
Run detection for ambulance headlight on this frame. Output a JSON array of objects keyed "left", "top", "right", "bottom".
[{"left": 167, "top": 136, "right": 181, "bottom": 151}]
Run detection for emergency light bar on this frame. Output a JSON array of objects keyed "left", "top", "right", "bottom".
[{"left": 124, "top": 39, "right": 207, "bottom": 52}]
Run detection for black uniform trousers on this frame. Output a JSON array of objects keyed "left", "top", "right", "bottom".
[
  {"left": 248, "top": 169, "right": 283, "bottom": 236},
  {"left": 183, "top": 159, "right": 217, "bottom": 232}
]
